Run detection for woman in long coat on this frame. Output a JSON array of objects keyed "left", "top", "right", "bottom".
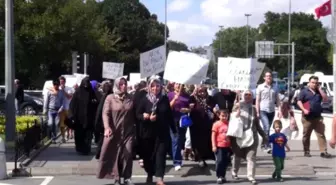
[
  {"left": 189, "top": 86, "right": 215, "bottom": 167},
  {"left": 96, "top": 77, "right": 136, "bottom": 185},
  {"left": 69, "top": 77, "right": 98, "bottom": 155},
  {"left": 136, "top": 77, "right": 177, "bottom": 185}
]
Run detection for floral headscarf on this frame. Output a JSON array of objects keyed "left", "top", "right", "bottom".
[{"left": 146, "top": 77, "right": 162, "bottom": 112}]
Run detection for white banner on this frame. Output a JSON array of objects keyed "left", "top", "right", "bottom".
[
  {"left": 102, "top": 62, "right": 124, "bottom": 79},
  {"left": 217, "top": 57, "right": 265, "bottom": 90},
  {"left": 163, "top": 51, "right": 209, "bottom": 85},
  {"left": 140, "top": 45, "right": 166, "bottom": 78}
]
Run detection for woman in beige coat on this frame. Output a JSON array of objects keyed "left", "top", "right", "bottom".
[
  {"left": 230, "top": 90, "right": 268, "bottom": 185},
  {"left": 96, "top": 77, "right": 135, "bottom": 185}
]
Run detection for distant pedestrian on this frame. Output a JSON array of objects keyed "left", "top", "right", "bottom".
[
  {"left": 14, "top": 79, "right": 24, "bottom": 114},
  {"left": 269, "top": 120, "right": 290, "bottom": 182},
  {"left": 329, "top": 113, "right": 336, "bottom": 149}
]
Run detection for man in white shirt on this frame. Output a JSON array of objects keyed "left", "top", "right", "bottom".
[
  {"left": 256, "top": 72, "right": 280, "bottom": 153},
  {"left": 59, "top": 76, "right": 74, "bottom": 142}
]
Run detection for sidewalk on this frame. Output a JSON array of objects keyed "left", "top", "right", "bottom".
[{"left": 7, "top": 139, "right": 335, "bottom": 177}]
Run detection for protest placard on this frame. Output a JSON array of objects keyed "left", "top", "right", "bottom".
[
  {"left": 102, "top": 62, "right": 124, "bottom": 79},
  {"left": 140, "top": 45, "right": 166, "bottom": 78},
  {"left": 217, "top": 57, "right": 265, "bottom": 90},
  {"left": 163, "top": 51, "right": 209, "bottom": 85}
]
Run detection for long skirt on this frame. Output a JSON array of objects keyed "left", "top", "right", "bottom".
[
  {"left": 74, "top": 126, "right": 93, "bottom": 155},
  {"left": 97, "top": 135, "right": 134, "bottom": 180}
]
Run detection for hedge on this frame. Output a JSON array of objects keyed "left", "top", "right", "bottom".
[{"left": 0, "top": 116, "right": 41, "bottom": 135}]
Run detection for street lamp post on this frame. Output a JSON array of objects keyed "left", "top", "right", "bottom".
[
  {"left": 5, "top": 0, "right": 16, "bottom": 142},
  {"left": 219, "top": 25, "right": 224, "bottom": 57},
  {"left": 288, "top": 0, "right": 292, "bottom": 92},
  {"left": 164, "top": 0, "right": 167, "bottom": 52},
  {"left": 245, "top": 14, "right": 252, "bottom": 58}
]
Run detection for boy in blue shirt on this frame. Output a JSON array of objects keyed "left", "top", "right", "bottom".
[{"left": 269, "top": 120, "right": 290, "bottom": 182}]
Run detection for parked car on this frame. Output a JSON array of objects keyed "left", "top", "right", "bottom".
[{"left": 0, "top": 86, "right": 43, "bottom": 115}]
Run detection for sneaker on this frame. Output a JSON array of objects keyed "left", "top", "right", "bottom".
[
  {"left": 174, "top": 165, "right": 181, "bottom": 171},
  {"left": 277, "top": 177, "right": 284, "bottom": 182},
  {"left": 216, "top": 178, "right": 223, "bottom": 184},
  {"left": 198, "top": 161, "right": 206, "bottom": 168},
  {"left": 321, "top": 152, "right": 332, "bottom": 158},
  {"left": 124, "top": 179, "right": 134, "bottom": 185}
]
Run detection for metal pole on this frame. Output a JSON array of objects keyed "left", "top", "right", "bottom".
[
  {"left": 219, "top": 26, "right": 224, "bottom": 57},
  {"left": 5, "top": 0, "right": 16, "bottom": 142},
  {"left": 245, "top": 14, "right": 251, "bottom": 57},
  {"left": 164, "top": 0, "right": 167, "bottom": 55},
  {"left": 291, "top": 42, "right": 295, "bottom": 88},
  {"left": 287, "top": 0, "right": 291, "bottom": 94},
  {"left": 84, "top": 52, "right": 87, "bottom": 75},
  {"left": 332, "top": 0, "right": 336, "bottom": 114},
  {"left": 71, "top": 51, "right": 78, "bottom": 74}
]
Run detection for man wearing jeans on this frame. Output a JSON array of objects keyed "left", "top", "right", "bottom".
[
  {"left": 256, "top": 72, "right": 280, "bottom": 153},
  {"left": 43, "top": 79, "right": 66, "bottom": 144}
]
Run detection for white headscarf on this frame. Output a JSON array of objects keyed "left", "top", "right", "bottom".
[{"left": 113, "top": 77, "right": 127, "bottom": 95}]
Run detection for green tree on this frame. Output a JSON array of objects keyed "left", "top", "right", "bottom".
[
  {"left": 259, "top": 12, "right": 331, "bottom": 77},
  {"left": 100, "top": 0, "right": 168, "bottom": 74},
  {"left": 212, "top": 27, "right": 260, "bottom": 58},
  {"left": 167, "top": 40, "right": 189, "bottom": 51}
]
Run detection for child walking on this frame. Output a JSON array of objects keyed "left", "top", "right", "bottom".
[
  {"left": 211, "top": 109, "right": 231, "bottom": 184},
  {"left": 269, "top": 120, "right": 290, "bottom": 182}
]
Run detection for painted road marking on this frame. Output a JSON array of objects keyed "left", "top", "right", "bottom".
[
  {"left": 31, "top": 176, "right": 54, "bottom": 185},
  {"left": 132, "top": 175, "right": 174, "bottom": 178}
]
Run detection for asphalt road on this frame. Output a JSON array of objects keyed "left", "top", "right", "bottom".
[{"left": 0, "top": 175, "right": 335, "bottom": 185}]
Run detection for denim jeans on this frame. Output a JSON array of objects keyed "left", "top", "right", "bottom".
[
  {"left": 48, "top": 111, "right": 60, "bottom": 141},
  {"left": 215, "top": 147, "right": 231, "bottom": 178},
  {"left": 170, "top": 126, "right": 187, "bottom": 166},
  {"left": 260, "top": 111, "right": 275, "bottom": 148}
]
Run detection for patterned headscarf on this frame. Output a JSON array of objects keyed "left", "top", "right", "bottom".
[
  {"left": 146, "top": 76, "right": 162, "bottom": 112},
  {"left": 113, "top": 77, "right": 127, "bottom": 95},
  {"left": 194, "top": 85, "right": 209, "bottom": 111}
]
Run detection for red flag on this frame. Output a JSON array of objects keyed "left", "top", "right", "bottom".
[{"left": 315, "top": 0, "right": 331, "bottom": 19}]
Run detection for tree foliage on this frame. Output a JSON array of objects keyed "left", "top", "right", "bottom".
[
  {"left": 212, "top": 12, "right": 331, "bottom": 78},
  {"left": 167, "top": 40, "right": 189, "bottom": 52},
  {"left": 0, "top": 0, "right": 167, "bottom": 87}
]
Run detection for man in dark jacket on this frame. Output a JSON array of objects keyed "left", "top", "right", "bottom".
[{"left": 15, "top": 79, "right": 24, "bottom": 114}]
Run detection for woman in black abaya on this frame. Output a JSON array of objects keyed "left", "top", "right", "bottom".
[{"left": 70, "top": 77, "right": 98, "bottom": 155}]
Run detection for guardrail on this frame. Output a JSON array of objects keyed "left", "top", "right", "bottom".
[{"left": 12, "top": 116, "right": 48, "bottom": 171}]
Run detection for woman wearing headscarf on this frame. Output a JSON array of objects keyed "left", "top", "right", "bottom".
[
  {"left": 189, "top": 85, "right": 216, "bottom": 167},
  {"left": 97, "top": 77, "right": 136, "bottom": 185},
  {"left": 94, "top": 81, "right": 113, "bottom": 159},
  {"left": 230, "top": 90, "right": 268, "bottom": 185},
  {"left": 136, "top": 77, "right": 176, "bottom": 185},
  {"left": 91, "top": 80, "right": 102, "bottom": 102},
  {"left": 69, "top": 77, "right": 98, "bottom": 155}
]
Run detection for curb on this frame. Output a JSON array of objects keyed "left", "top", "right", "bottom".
[{"left": 314, "top": 171, "right": 336, "bottom": 176}]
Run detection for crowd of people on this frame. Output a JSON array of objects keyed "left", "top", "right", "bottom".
[{"left": 42, "top": 72, "right": 336, "bottom": 185}]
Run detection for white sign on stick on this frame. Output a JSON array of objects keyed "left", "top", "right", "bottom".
[
  {"left": 217, "top": 57, "right": 265, "bottom": 90},
  {"left": 140, "top": 45, "right": 166, "bottom": 78},
  {"left": 102, "top": 62, "right": 124, "bottom": 79},
  {"left": 163, "top": 51, "right": 209, "bottom": 85}
]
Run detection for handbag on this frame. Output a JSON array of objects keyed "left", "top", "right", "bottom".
[
  {"left": 179, "top": 113, "right": 193, "bottom": 128},
  {"left": 64, "top": 116, "right": 76, "bottom": 130},
  {"left": 227, "top": 114, "right": 243, "bottom": 138}
]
